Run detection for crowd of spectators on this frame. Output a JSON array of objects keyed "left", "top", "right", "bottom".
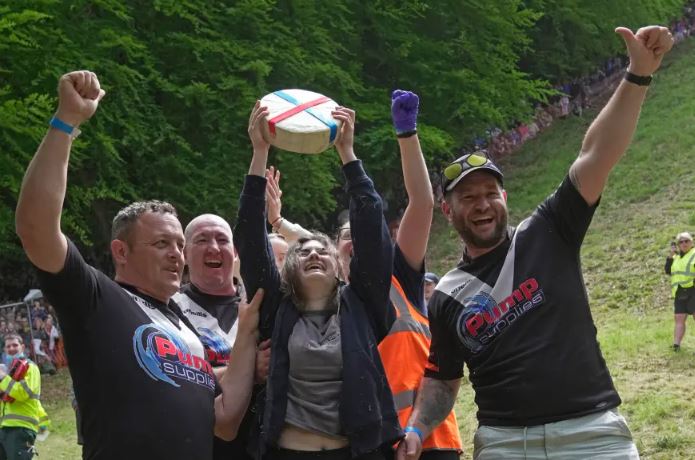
[
  {"left": 0, "top": 297, "right": 66, "bottom": 374},
  {"left": 459, "top": 3, "right": 695, "bottom": 164}
]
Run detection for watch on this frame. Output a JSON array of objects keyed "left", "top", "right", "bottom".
[{"left": 624, "top": 71, "right": 652, "bottom": 87}]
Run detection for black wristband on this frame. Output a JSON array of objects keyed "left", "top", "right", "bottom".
[
  {"left": 624, "top": 71, "right": 652, "bottom": 87},
  {"left": 396, "top": 129, "right": 417, "bottom": 138}
]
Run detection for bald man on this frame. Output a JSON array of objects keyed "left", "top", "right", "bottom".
[
  {"left": 173, "top": 214, "right": 267, "bottom": 460},
  {"left": 174, "top": 214, "right": 241, "bottom": 370}
]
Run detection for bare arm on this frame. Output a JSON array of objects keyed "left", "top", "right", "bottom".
[
  {"left": 570, "top": 26, "right": 673, "bottom": 206},
  {"left": 396, "top": 377, "right": 460, "bottom": 460},
  {"left": 265, "top": 167, "right": 312, "bottom": 244},
  {"left": 392, "top": 91, "right": 434, "bottom": 270},
  {"left": 214, "top": 289, "right": 263, "bottom": 440},
  {"left": 15, "top": 71, "right": 105, "bottom": 273}
]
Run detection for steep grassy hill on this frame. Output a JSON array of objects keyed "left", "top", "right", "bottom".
[
  {"left": 39, "top": 39, "right": 695, "bottom": 460},
  {"left": 429, "top": 39, "right": 695, "bottom": 459}
]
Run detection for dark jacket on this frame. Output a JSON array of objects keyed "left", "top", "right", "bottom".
[{"left": 234, "top": 160, "right": 402, "bottom": 458}]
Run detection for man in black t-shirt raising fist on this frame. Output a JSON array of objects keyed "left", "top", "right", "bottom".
[
  {"left": 15, "top": 71, "right": 260, "bottom": 460},
  {"left": 397, "top": 25, "right": 674, "bottom": 460}
]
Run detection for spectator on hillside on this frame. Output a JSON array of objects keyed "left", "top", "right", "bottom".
[
  {"left": 397, "top": 25, "right": 673, "bottom": 460},
  {"left": 29, "top": 318, "right": 47, "bottom": 361},
  {"left": 516, "top": 122, "right": 529, "bottom": 143},
  {"left": 665, "top": 232, "right": 695, "bottom": 351},
  {"left": 42, "top": 316, "right": 65, "bottom": 368},
  {"left": 559, "top": 94, "right": 570, "bottom": 118},
  {"left": 15, "top": 69, "right": 262, "bottom": 459}
]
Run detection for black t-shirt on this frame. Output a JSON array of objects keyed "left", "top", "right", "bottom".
[
  {"left": 36, "top": 240, "right": 216, "bottom": 459},
  {"left": 426, "top": 176, "right": 621, "bottom": 427},
  {"left": 173, "top": 284, "right": 254, "bottom": 460}
]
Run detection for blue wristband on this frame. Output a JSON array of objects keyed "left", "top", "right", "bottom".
[
  {"left": 404, "top": 426, "right": 423, "bottom": 442},
  {"left": 49, "top": 116, "right": 76, "bottom": 135}
]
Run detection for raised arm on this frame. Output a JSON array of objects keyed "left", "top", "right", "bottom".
[
  {"left": 332, "top": 107, "right": 394, "bottom": 336},
  {"left": 214, "top": 289, "right": 262, "bottom": 440},
  {"left": 265, "top": 166, "right": 312, "bottom": 244},
  {"left": 15, "top": 71, "right": 105, "bottom": 273},
  {"left": 233, "top": 102, "right": 281, "bottom": 339},
  {"left": 391, "top": 90, "right": 434, "bottom": 270},
  {"left": 570, "top": 26, "right": 673, "bottom": 206}
]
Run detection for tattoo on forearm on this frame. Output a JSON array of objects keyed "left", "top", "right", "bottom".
[{"left": 414, "top": 378, "right": 459, "bottom": 432}]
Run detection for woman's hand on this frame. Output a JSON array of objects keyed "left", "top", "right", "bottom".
[
  {"left": 331, "top": 106, "right": 357, "bottom": 164},
  {"left": 265, "top": 166, "right": 283, "bottom": 226},
  {"left": 247, "top": 101, "right": 271, "bottom": 176}
]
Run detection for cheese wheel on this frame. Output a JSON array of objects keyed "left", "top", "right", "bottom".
[{"left": 260, "top": 89, "right": 341, "bottom": 154}]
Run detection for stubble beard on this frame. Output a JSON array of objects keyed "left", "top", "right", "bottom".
[{"left": 456, "top": 212, "right": 508, "bottom": 250}]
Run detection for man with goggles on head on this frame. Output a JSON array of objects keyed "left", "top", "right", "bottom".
[{"left": 397, "top": 25, "right": 674, "bottom": 460}]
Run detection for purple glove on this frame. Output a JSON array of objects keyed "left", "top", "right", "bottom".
[{"left": 391, "top": 89, "right": 419, "bottom": 135}]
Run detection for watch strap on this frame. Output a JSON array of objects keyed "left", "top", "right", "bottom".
[{"left": 624, "top": 71, "right": 652, "bottom": 87}]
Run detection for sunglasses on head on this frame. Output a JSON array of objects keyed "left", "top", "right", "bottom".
[
  {"left": 443, "top": 153, "right": 489, "bottom": 181},
  {"left": 442, "top": 151, "right": 502, "bottom": 191}
]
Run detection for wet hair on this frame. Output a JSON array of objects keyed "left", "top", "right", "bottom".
[
  {"left": 3, "top": 334, "right": 23, "bottom": 346},
  {"left": 111, "top": 200, "right": 178, "bottom": 245},
  {"left": 281, "top": 231, "right": 340, "bottom": 310}
]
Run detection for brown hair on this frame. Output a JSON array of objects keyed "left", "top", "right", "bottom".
[
  {"left": 281, "top": 232, "right": 340, "bottom": 310},
  {"left": 111, "top": 200, "right": 178, "bottom": 246}
]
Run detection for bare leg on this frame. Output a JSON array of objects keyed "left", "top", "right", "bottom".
[{"left": 674, "top": 313, "right": 687, "bottom": 348}]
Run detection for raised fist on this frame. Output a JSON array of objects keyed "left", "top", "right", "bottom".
[
  {"left": 391, "top": 89, "right": 419, "bottom": 135},
  {"left": 56, "top": 70, "right": 106, "bottom": 126}
]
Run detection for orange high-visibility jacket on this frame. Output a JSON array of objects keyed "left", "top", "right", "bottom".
[{"left": 378, "top": 276, "right": 462, "bottom": 452}]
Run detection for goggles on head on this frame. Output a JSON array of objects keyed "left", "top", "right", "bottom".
[{"left": 442, "top": 151, "right": 503, "bottom": 192}]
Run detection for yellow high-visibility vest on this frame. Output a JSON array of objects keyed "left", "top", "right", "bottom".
[
  {"left": 671, "top": 248, "right": 695, "bottom": 297},
  {"left": 0, "top": 360, "right": 42, "bottom": 432}
]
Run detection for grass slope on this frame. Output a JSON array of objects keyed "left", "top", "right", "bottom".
[
  {"left": 430, "top": 39, "right": 695, "bottom": 460},
  {"left": 40, "top": 40, "right": 695, "bottom": 460}
]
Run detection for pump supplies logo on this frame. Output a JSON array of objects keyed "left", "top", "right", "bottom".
[
  {"left": 198, "top": 327, "right": 231, "bottom": 366},
  {"left": 456, "top": 278, "right": 545, "bottom": 354},
  {"left": 133, "top": 323, "right": 215, "bottom": 391}
]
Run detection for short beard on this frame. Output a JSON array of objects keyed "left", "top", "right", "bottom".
[{"left": 455, "top": 213, "right": 508, "bottom": 250}]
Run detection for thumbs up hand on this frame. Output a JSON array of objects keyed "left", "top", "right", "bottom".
[{"left": 615, "top": 26, "right": 674, "bottom": 76}]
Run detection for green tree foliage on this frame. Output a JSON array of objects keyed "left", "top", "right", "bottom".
[
  {"left": 0, "top": 0, "right": 688, "bottom": 298},
  {"left": 520, "top": 0, "right": 686, "bottom": 80}
]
